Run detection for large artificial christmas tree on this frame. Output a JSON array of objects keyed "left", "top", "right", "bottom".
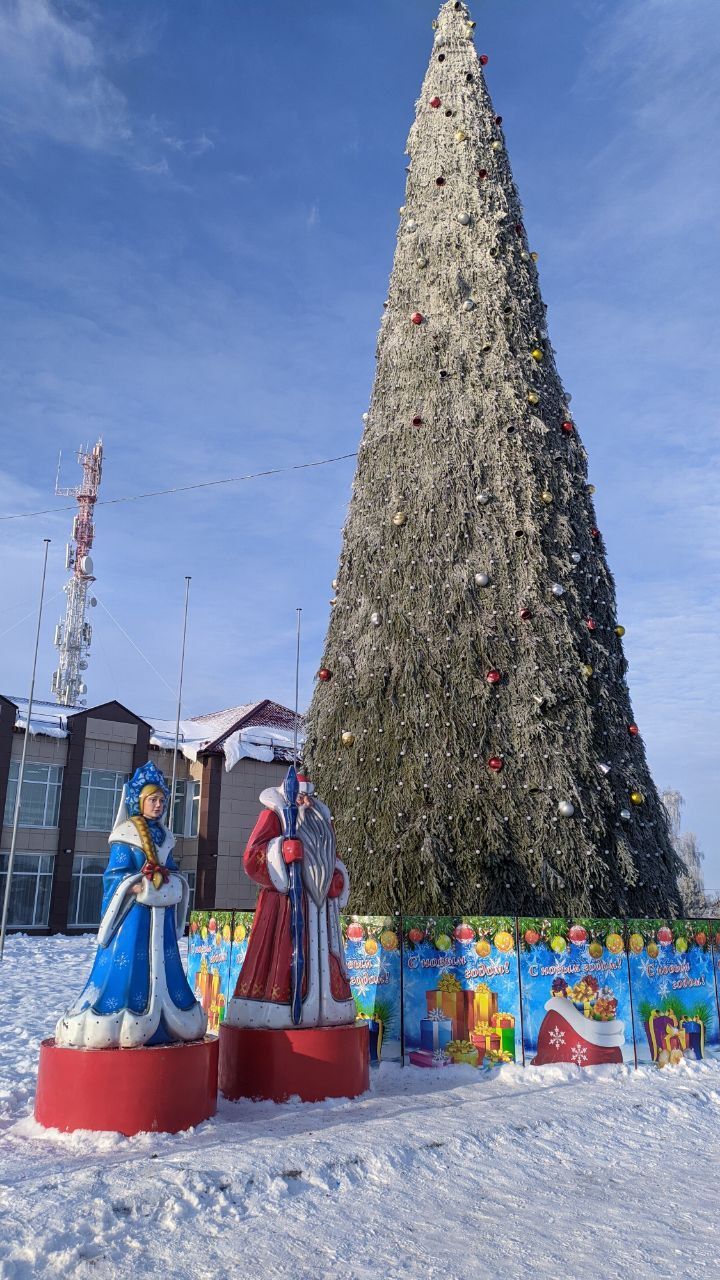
[{"left": 305, "top": 0, "right": 681, "bottom": 918}]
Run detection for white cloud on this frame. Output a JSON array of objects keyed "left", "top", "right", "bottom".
[{"left": 0, "top": 0, "right": 214, "bottom": 171}]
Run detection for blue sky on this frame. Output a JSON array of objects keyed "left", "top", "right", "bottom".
[{"left": 0, "top": 0, "right": 718, "bottom": 879}]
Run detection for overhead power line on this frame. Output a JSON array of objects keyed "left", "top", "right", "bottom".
[{"left": 0, "top": 452, "right": 359, "bottom": 523}]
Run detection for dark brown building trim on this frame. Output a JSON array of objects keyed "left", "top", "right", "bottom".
[
  {"left": 49, "top": 716, "right": 87, "bottom": 933},
  {"left": 0, "top": 697, "right": 17, "bottom": 832},
  {"left": 195, "top": 753, "right": 221, "bottom": 908},
  {"left": 133, "top": 720, "right": 152, "bottom": 772}
]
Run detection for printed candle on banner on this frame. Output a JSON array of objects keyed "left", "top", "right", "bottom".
[
  {"left": 187, "top": 910, "right": 234, "bottom": 1035},
  {"left": 341, "top": 915, "right": 402, "bottom": 1062},
  {"left": 402, "top": 917, "right": 521, "bottom": 1070}
]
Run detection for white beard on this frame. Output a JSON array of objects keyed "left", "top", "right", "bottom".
[{"left": 297, "top": 803, "right": 335, "bottom": 906}]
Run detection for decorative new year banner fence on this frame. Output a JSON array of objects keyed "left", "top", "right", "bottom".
[
  {"left": 518, "top": 918, "right": 634, "bottom": 1068},
  {"left": 626, "top": 919, "right": 720, "bottom": 1065},
  {"left": 341, "top": 916, "right": 403, "bottom": 1063},
  {"left": 189, "top": 910, "right": 720, "bottom": 1074},
  {"left": 402, "top": 916, "right": 521, "bottom": 1070},
  {"left": 186, "top": 910, "right": 252, "bottom": 1034}
]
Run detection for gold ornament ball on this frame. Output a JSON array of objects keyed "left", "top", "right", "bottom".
[
  {"left": 527, "top": 390, "right": 540, "bottom": 405},
  {"left": 531, "top": 348, "right": 544, "bottom": 362},
  {"left": 615, "top": 625, "right": 626, "bottom": 637},
  {"left": 417, "top": 256, "right": 428, "bottom": 269},
  {"left": 630, "top": 791, "right": 645, "bottom": 806},
  {"left": 392, "top": 511, "right": 407, "bottom": 526},
  {"left": 540, "top": 490, "right": 553, "bottom": 505},
  {"left": 586, "top": 483, "right": 597, "bottom": 495},
  {"left": 455, "top": 129, "right": 468, "bottom": 143},
  {"left": 491, "top": 140, "right": 503, "bottom": 153},
  {"left": 531, "top": 251, "right": 539, "bottom": 262},
  {"left": 341, "top": 731, "right": 355, "bottom": 747},
  {"left": 581, "top": 663, "right": 593, "bottom": 678}
]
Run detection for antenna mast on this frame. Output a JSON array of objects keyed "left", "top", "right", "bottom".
[{"left": 51, "top": 440, "right": 103, "bottom": 706}]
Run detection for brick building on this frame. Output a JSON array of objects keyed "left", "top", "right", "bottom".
[{"left": 0, "top": 694, "right": 298, "bottom": 932}]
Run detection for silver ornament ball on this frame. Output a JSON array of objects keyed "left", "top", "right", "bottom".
[
  {"left": 558, "top": 801, "right": 575, "bottom": 818},
  {"left": 474, "top": 572, "right": 490, "bottom": 587},
  {"left": 551, "top": 583, "right": 565, "bottom": 597}
]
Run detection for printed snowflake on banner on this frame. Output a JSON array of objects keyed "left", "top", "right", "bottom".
[
  {"left": 658, "top": 978, "right": 671, "bottom": 999},
  {"left": 549, "top": 1026, "right": 566, "bottom": 1049},
  {"left": 571, "top": 1045, "right": 588, "bottom": 1066},
  {"left": 640, "top": 956, "right": 653, "bottom": 980}
]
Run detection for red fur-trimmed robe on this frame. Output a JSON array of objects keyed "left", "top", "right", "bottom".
[{"left": 225, "top": 790, "right": 355, "bottom": 1030}]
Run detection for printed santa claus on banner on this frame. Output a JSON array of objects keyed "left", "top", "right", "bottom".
[{"left": 224, "top": 768, "right": 356, "bottom": 1029}]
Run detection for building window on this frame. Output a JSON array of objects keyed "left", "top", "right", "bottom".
[
  {"left": 3, "top": 762, "right": 63, "bottom": 828},
  {"left": 185, "top": 869, "right": 196, "bottom": 913},
  {"left": 69, "top": 855, "right": 107, "bottom": 927},
  {"left": 170, "top": 780, "right": 200, "bottom": 837},
  {"left": 0, "top": 853, "right": 53, "bottom": 927},
  {"left": 77, "top": 769, "right": 128, "bottom": 832}
]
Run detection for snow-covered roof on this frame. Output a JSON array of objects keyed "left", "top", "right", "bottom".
[{"left": 4, "top": 695, "right": 304, "bottom": 772}]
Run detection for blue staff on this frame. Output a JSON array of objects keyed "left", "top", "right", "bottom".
[{"left": 283, "top": 765, "right": 305, "bottom": 1025}]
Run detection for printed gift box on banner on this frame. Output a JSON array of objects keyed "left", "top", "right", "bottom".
[
  {"left": 420, "top": 1009, "right": 453, "bottom": 1053},
  {"left": 403, "top": 916, "right": 522, "bottom": 1070},
  {"left": 425, "top": 974, "right": 477, "bottom": 1042},
  {"left": 627, "top": 918, "right": 720, "bottom": 1066}
]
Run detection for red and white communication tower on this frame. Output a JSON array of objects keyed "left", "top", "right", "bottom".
[{"left": 51, "top": 440, "right": 103, "bottom": 706}]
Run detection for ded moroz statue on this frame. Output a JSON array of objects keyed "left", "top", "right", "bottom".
[{"left": 225, "top": 767, "right": 356, "bottom": 1030}]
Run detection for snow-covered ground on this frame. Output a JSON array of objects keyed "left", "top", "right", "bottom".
[{"left": 1, "top": 936, "right": 718, "bottom": 1279}]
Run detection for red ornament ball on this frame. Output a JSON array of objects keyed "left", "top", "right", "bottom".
[
  {"left": 657, "top": 926, "right": 673, "bottom": 945},
  {"left": 495, "top": 115, "right": 503, "bottom": 125},
  {"left": 590, "top": 527, "right": 600, "bottom": 540},
  {"left": 411, "top": 312, "right": 424, "bottom": 325},
  {"left": 486, "top": 669, "right": 502, "bottom": 685},
  {"left": 412, "top": 415, "right": 423, "bottom": 426},
  {"left": 346, "top": 923, "right": 365, "bottom": 942},
  {"left": 317, "top": 668, "right": 332, "bottom": 682},
  {"left": 515, "top": 223, "right": 524, "bottom": 236},
  {"left": 519, "top": 607, "right": 533, "bottom": 621},
  {"left": 208, "top": 917, "right": 217, "bottom": 933},
  {"left": 478, "top": 168, "right": 488, "bottom": 180},
  {"left": 586, "top": 618, "right": 597, "bottom": 632},
  {"left": 479, "top": 54, "right": 489, "bottom": 66},
  {"left": 430, "top": 96, "right": 442, "bottom": 108},
  {"left": 524, "top": 928, "right": 540, "bottom": 946},
  {"left": 561, "top": 420, "right": 574, "bottom": 434},
  {"left": 454, "top": 923, "right": 475, "bottom": 943},
  {"left": 436, "top": 176, "right": 446, "bottom": 186},
  {"left": 408, "top": 927, "right": 425, "bottom": 944},
  {"left": 487, "top": 756, "right": 504, "bottom": 773},
  {"left": 628, "top": 723, "right": 640, "bottom": 737},
  {"left": 568, "top": 924, "right": 588, "bottom": 945}
]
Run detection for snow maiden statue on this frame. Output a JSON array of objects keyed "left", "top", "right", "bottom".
[
  {"left": 56, "top": 762, "right": 206, "bottom": 1049},
  {"left": 36, "top": 763, "right": 216, "bottom": 1136}
]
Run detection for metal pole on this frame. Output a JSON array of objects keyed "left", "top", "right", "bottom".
[
  {"left": 168, "top": 576, "right": 191, "bottom": 836},
  {"left": 0, "top": 538, "right": 51, "bottom": 959},
  {"left": 293, "top": 607, "right": 302, "bottom": 766}
]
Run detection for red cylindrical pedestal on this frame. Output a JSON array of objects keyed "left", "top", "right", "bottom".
[
  {"left": 219, "top": 1022, "right": 370, "bottom": 1103},
  {"left": 35, "top": 1036, "right": 219, "bottom": 1136}
]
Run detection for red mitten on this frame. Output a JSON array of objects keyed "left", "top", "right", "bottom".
[
  {"left": 282, "top": 838, "right": 303, "bottom": 864},
  {"left": 328, "top": 868, "right": 345, "bottom": 899}
]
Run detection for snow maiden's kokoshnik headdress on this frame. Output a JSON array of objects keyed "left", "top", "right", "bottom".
[{"left": 125, "top": 761, "right": 170, "bottom": 817}]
